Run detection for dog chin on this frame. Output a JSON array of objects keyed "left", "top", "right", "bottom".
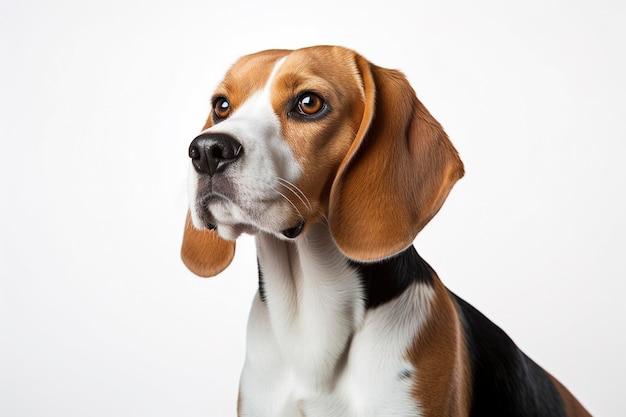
[
  {"left": 217, "top": 222, "right": 304, "bottom": 241},
  {"left": 216, "top": 223, "right": 258, "bottom": 240},
  {"left": 196, "top": 208, "right": 259, "bottom": 240},
  {"left": 194, "top": 197, "right": 306, "bottom": 241},
  {"left": 213, "top": 219, "right": 305, "bottom": 241}
]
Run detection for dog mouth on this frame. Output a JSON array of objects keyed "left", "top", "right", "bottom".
[
  {"left": 195, "top": 194, "right": 222, "bottom": 231},
  {"left": 190, "top": 161, "right": 310, "bottom": 239},
  {"left": 194, "top": 191, "right": 306, "bottom": 240},
  {"left": 281, "top": 221, "right": 305, "bottom": 238}
]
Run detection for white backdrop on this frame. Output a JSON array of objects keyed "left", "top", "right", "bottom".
[{"left": 1, "top": 1, "right": 624, "bottom": 416}]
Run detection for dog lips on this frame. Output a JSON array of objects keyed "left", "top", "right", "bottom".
[{"left": 282, "top": 221, "right": 304, "bottom": 239}]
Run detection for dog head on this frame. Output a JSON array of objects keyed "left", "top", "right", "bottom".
[{"left": 181, "top": 46, "right": 464, "bottom": 277}]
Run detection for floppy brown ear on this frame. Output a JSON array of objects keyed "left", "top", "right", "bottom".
[
  {"left": 329, "top": 56, "right": 464, "bottom": 262},
  {"left": 181, "top": 211, "right": 236, "bottom": 277}
]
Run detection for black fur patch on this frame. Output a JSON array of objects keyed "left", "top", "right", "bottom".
[
  {"left": 257, "top": 259, "right": 266, "bottom": 303},
  {"left": 351, "top": 246, "right": 435, "bottom": 309},
  {"left": 453, "top": 294, "right": 567, "bottom": 416}
]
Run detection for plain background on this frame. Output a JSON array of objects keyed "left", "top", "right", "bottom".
[{"left": 1, "top": 0, "right": 624, "bottom": 415}]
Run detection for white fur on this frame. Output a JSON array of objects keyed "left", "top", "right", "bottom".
[
  {"left": 188, "top": 56, "right": 435, "bottom": 416},
  {"left": 187, "top": 57, "right": 301, "bottom": 239},
  {"left": 239, "top": 224, "right": 434, "bottom": 416}
]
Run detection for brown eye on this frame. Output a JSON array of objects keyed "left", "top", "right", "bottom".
[
  {"left": 214, "top": 97, "right": 231, "bottom": 119},
  {"left": 297, "top": 93, "right": 325, "bottom": 116}
]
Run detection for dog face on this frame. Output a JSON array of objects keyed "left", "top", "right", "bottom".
[
  {"left": 182, "top": 46, "right": 464, "bottom": 277},
  {"left": 188, "top": 47, "right": 366, "bottom": 241}
]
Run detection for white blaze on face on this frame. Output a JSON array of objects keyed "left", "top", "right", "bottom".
[{"left": 188, "top": 56, "right": 303, "bottom": 239}]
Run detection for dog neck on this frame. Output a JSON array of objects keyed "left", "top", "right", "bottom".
[
  {"left": 255, "top": 223, "right": 365, "bottom": 388},
  {"left": 253, "top": 222, "right": 436, "bottom": 392}
]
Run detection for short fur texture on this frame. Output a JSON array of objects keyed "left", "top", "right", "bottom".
[{"left": 181, "top": 46, "right": 590, "bottom": 417}]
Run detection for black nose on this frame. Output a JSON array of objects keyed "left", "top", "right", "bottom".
[{"left": 188, "top": 133, "right": 243, "bottom": 175}]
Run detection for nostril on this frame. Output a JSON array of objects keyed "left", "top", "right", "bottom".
[
  {"left": 211, "top": 145, "right": 225, "bottom": 161},
  {"left": 211, "top": 139, "right": 242, "bottom": 161}
]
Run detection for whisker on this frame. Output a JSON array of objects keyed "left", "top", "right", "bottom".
[
  {"left": 277, "top": 178, "right": 312, "bottom": 212},
  {"left": 276, "top": 190, "right": 303, "bottom": 219}
]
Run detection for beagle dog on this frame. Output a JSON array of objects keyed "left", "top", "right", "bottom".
[{"left": 181, "top": 46, "right": 591, "bottom": 417}]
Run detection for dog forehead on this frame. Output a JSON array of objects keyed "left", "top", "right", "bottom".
[
  {"left": 217, "top": 49, "right": 290, "bottom": 101},
  {"left": 218, "top": 46, "right": 362, "bottom": 102},
  {"left": 281, "top": 46, "right": 359, "bottom": 74},
  {"left": 272, "top": 46, "right": 363, "bottom": 95}
]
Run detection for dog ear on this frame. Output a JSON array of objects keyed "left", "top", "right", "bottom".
[
  {"left": 181, "top": 211, "right": 236, "bottom": 277},
  {"left": 329, "top": 56, "right": 464, "bottom": 262}
]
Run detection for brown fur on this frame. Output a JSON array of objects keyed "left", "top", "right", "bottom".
[
  {"left": 329, "top": 56, "right": 464, "bottom": 261},
  {"left": 549, "top": 374, "right": 593, "bottom": 417},
  {"left": 406, "top": 278, "right": 471, "bottom": 416},
  {"left": 181, "top": 46, "right": 590, "bottom": 416},
  {"left": 271, "top": 47, "right": 367, "bottom": 227},
  {"left": 181, "top": 46, "right": 464, "bottom": 276},
  {"left": 181, "top": 211, "right": 235, "bottom": 277}
]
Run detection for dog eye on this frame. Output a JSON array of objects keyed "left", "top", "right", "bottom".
[
  {"left": 213, "top": 97, "right": 231, "bottom": 120},
  {"left": 297, "top": 93, "right": 325, "bottom": 116}
]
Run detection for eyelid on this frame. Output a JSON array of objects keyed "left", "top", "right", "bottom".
[{"left": 211, "top": 94, "right": 226, "bottom": 107}]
